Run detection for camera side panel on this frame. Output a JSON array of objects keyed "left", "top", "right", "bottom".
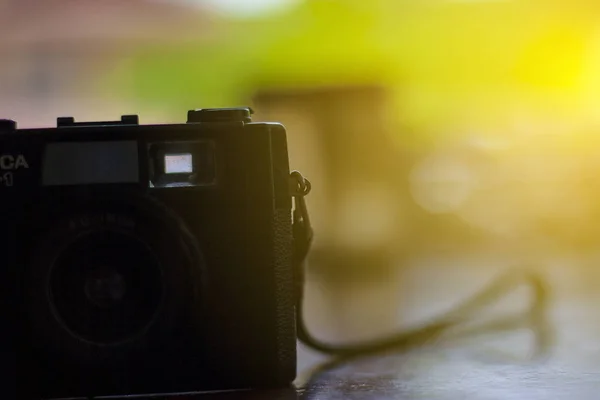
[{"left": 243, "top": 122, "right": 296, "bottom": 384}]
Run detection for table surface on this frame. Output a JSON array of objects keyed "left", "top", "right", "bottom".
[{"left": 121, "top": 251, "right": 600, "bottom": 399}]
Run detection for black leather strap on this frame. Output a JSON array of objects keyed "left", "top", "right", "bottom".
[{"left": 290, "top": 171, "right": 313, "bottom": 304}]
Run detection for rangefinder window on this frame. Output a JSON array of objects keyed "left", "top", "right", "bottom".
[
  {"left": 42, "top": 141, "right": 139, "bottom": 186},
  {"left": 148, "top": 141, "right": 216, "bottom": 188}
]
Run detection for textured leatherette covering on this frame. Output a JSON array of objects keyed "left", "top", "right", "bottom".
[{"left": 272, "top": 208, "right": 296, "bottom": 380}]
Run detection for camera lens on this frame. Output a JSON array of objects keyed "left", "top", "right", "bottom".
[
  {"left": 27, "top": 193, "right": 206, "bottom": 369},
  {"left": 49, "top": 229, "right": 164, "bottom": 345},
  {"left": 83, "top": 268, "right": 127, "bottom": 308}
]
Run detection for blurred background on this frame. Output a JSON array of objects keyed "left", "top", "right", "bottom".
[{"left": 6, "top": 0, "right": 600, "bottom": 373}]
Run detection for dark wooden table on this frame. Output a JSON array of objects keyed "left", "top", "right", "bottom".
[{"left": 143, "top": 250, "right": 600, "bottom": 399}]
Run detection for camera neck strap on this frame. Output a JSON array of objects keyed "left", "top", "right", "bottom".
[
  {"left": 290, "top": 171, "right": 313, "bottom": 301},
  {"left": 290, "top": 171, "right": 313, "bottom": 265}
]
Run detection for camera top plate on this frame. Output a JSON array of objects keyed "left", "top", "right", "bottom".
[{"left": 0, "top": 107, "right": 255, "bottom": 131}]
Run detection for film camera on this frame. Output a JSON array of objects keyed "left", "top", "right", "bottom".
[{"left": 0, "top": 108, "right": 301, "bottom": 399}]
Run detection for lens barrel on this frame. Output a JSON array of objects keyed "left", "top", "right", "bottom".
[{"left": 25, "top": 192, "right": 206, "bottom": 366}]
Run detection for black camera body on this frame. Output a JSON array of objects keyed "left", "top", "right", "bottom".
[{"left": 0, "top": 108, "right": 297, "bottom": 399}]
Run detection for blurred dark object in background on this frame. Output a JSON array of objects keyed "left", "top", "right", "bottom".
[
  {"left": 253, "top": 85, "right": 491, "bottom": 279},
  {"left": 254, "top": 86, "right": 420, "bottom": 279}
]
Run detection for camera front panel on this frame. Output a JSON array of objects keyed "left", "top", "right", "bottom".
[{"left": 0, "top": 121, "right": 296, "bottom": 398}]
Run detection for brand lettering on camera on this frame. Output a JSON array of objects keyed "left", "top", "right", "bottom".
[{"left": 0, "top": 154, "right": 29, "bottom": 170}]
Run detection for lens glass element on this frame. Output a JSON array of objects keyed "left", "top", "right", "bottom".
[{"left": 49, "top": 229, "right": 163, "bottom": 345}]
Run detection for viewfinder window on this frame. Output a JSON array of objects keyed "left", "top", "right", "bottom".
[
  {"left": 164, "top": 153, "right": 193, "bottom": 174},
  {"left": 148, "top": 140, "right": 216, "bottom": 188}
]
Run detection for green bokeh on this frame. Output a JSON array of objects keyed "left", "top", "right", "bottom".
[{"left": 104, "top": 0, "right": 596, "bottom": 142}]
